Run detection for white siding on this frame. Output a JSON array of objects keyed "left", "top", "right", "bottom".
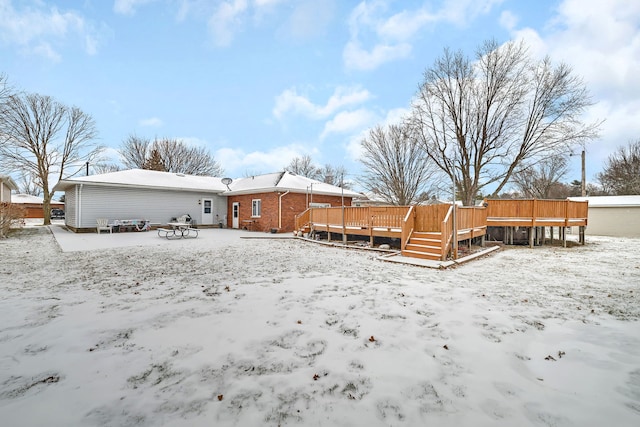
[
  {"left": 585, "top": 207, "right": 640, "bottom": 237},
  {"left": 0, "top": 182, "right": 11, "bottom": 202},
  {"left": 65, "top": 188, "right": 77, "bottom": 228},
  {"left": 74, "top": 185, "right": 226, "bottom": 228}
]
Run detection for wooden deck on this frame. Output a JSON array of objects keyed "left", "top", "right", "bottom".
[{"left": 295, "top": 199, "right": 588, "bottom": 261}]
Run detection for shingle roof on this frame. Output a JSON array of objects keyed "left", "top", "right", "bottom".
[
  {"left": 225, "top": 171, "right": 361, "bottom": 197},
  {"left": 53, "top": 169, "right": 228, "bottom": 193}
]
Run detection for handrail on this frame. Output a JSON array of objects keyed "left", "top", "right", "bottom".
[
  {"left": 401, "top": 206, "right": 415, "bottom": 251},
  {"left": 440, "top": 205, "right": 453, "bottom": 260}
]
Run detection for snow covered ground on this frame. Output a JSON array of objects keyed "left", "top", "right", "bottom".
[{"left": 1, "top": 225, "right": 639, "bottom": 426}]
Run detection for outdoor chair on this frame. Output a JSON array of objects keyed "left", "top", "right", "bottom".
[{"left": 96, "top": 218, "right": 112, "bottom": 234}]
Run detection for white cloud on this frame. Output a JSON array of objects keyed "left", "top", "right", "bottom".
[
  {"left": 208, "top": 0, "right": 248, "bottom": 47},
  {"left": 320, "top": 109, "right": 377, "bottom": 140},
  {"left": 139, "top": 117, "right": 163, "bottom": 127},
  {"left": 273, "top": 86, "right": 372, "bottom": 120},
  {"left": 216, "top": 144, "right": 313, "bottom": 175},
  {"left": 503, "top": 0, "right": 640, "bottom": 177},
  {"left": 345, "top": 107, "right": 409, "bottom": 162},
  {"left": 499, "top": 10, "right": 518, "bottom": 31},
  {"left": 343, "top": 40, "right": 412, "bottom": 71},
  {"left": 113, "top": 0, "right": 156, "bottom": 16},
  {"left": 254, "top": 0, "right": 287, "bottom": 7},
  {"left": 343, "top": 0, "right": 501, "bottom": 71},
  {"left": 0, "top": 1, "right": 105, "bottom": 59}
]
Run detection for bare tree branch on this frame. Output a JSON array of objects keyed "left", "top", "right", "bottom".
[
  {"left": 0, "top": 92, "right": 101, "bottom": 224},
  {"left": 411, "top": 39, "right": 601, "bottom": 205},
  {"left": 597, "top": 139, "right": 640, "bottom": 195},
  {"left": 359, "top": 123, "right": 441, "bottom": 205},
  {"left": 284, "top": 155, "right": 320, "bottom": 179},
  {"left": 118, "top": 136, "right": 224, "bottom": 176}
]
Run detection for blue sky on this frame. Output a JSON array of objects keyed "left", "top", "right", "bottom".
[{"left": 2, "top": 0, "right": 639, "bottom": 190}]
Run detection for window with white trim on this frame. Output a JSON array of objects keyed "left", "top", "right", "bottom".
[{"left": 251, "top": 199, "right": 262, "bottom": 217}]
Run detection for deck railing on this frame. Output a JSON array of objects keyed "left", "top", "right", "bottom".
[
  {"left": 440, "top": 205, "right": 454, "bottom": 260},
  {"left": 401, "top": 206, "right": 415, "bottom": 251},
  {"left": 485, "top": 199, "right": 588, "bottom": 226}
]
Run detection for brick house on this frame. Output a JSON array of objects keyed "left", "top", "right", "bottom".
[{"left": 225, "top": 171, "right": 361, "bottom": 233}]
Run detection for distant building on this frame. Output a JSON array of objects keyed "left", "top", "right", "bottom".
[{"left": 11, "top": 194, "right": 65, "bottom": 218}]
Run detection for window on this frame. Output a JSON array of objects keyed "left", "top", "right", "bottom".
[
  {"left": 204, "top": 199, "right": 212, "bottom": 214},
  {"left": 252, "top": 199, "right": 261, "bottom": 217}
]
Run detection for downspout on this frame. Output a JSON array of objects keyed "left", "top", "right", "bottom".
[
  {"left": 278, "top": 190, "right": 290, "bottom": 229},
  {"left": 77, "top": 184, "right": 83, "bottom": 229}
]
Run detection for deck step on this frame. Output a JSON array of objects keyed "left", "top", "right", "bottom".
[
  {"left": 401, "top": 249, "right": 441, "bottom": 260},
  {"left": 403, "top": 230, "right": 445, "bottom": 260},
  {"left": 405, "top": 243, "right": 441, "bottom": 254}
]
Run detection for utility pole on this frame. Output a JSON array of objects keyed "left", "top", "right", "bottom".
[{"left": 581, "top": 149, "right": 586, "bottom": 197}]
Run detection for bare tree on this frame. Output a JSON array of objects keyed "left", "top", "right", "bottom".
[
  {"left": 285, "top": 154, "right": 320, "bottom": 179},
  {"left": 411, "top": 39, "right": 600, "bottom": 205},
  {"left": 92, "top": 162, "right": 122, "bottom": 174},
  {"left": 597, "top": 140, "right": 640, "bottom": 195},
  {"left": 318, "top": 164, "right": 352, "bottom": 189},
  {"left": 0, "top": 93, "right": 101, "bottom": 224},
  {"left": 360, "top": 124, "right": 440, "bottom": 205},
  {"left": 0, "top": 73, "right": 12, "bottom": 109},
  {"left": 120, "top": 134, "right": 151, "bottom": 171},
  {"left": 17, "top": 171, "right": 43, "bottom": 196},
  {"left": 119, "top": 135, "right": 224, "bottom": 176},
  {"left": 511, "top": 156, "right": 569, "bottom": 198}
]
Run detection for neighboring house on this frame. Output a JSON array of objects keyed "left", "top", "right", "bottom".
[
  {"left": 0, "top": 174, "right": 18, "bottom": 203},
  {"left": 53, "top": 169, "right": 228, "bottom": 232},
  {"left": 569, "top": 195, "right": 640, "bottom": 237},
  {"left": 11, "top": 194, "right": 65, "bottom": 218},
  {"left": 224, "top": 171, "right": 361, "bottom": 232}
]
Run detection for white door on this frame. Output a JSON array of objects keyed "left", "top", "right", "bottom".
[
  {"left": 232, "top": 202, "right": 239, "bottom": 229},
  {"left": 201, "top": 198, "right": 213, "bottom": 225}
]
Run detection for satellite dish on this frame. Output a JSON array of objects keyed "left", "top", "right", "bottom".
[{"left": 221, "top": 177, "right": 233, "bottom": 190}]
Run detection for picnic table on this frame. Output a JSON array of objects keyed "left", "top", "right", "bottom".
[{"left": 157, "top": 222, "right": 199, "bottom": 239}]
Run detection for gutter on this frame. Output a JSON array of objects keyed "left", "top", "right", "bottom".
[{"left": 278, "top": 190, "right": 290, "bottom": 229}]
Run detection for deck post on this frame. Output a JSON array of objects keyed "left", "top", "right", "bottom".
[
  {"left": 562, "top": 226, "right": 567, "bottom": 248},
  {"left": 529, "top": 227, "right": 534, "bottom": 248},
  {"left": 579, "top": 226, "right": 585, "bottom": 245}
]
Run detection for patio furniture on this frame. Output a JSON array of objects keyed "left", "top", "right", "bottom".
[
  {"left": 161, "top": 222, "right": 199, "bottom": 239},
  {"left": 96, "top": 218, "right": 112, "bottom": 234},
  {"left": 111, "top": 219, "right": 150, "bottom": 232}
]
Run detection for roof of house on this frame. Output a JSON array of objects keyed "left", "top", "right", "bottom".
[
  {"left": 53, "top": 169, "right": 228, "bottom": 193},
  {"left": 225, "top": 171, "right": 362, "bottom": 197},
  {"left": 10, "top": 194, "right": 65, "bottom": 205},
  {"left": 0, "top": 174, "right": 18, "bottom": 191},
  {"left": 569, "top": 195, "right": 640, "bottom": 207}
]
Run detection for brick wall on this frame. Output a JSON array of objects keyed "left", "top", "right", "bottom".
[{"left": 227, "top": 192, "right": 351, "bottom": 232}]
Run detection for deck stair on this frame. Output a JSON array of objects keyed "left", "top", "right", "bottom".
[{"left": 402, "top": 231, "right": 443, "bottom": 260}]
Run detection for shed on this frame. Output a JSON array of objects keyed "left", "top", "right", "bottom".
[
  {"left": 11, "top": 194, "right": 65, "bottom": 218},
  {"left": 569, "top": 195, "right": 640, "bottom": 237},
  {"left": 224, "top": 171, "right": 362, "bottom": 233},
  {"left": 53, "top": 169, "right": 228, "bottom": 232}
]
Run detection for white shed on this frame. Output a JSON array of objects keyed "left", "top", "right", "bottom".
[
  {"left": 569, "top": 195, "right": 640, "bottom": 237},
  {"left": 53, "top": 169, "right": 228, "bottom": 232}
]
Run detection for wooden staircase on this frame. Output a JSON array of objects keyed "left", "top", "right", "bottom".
[{"left": 402, "top": 231, "right": 444, "bottom": 260}]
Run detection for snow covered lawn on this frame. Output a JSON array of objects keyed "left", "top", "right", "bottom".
[{"left": 1, "top": 226, "right": 639, "bottom": 426}]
